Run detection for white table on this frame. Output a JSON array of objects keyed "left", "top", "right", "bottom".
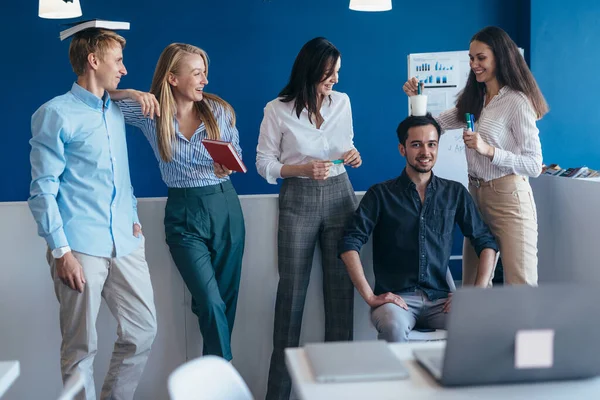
[
  {"left": 285, "top": 342, "right": 600, "bottom": 400},
  {"left": 0, "top": 361, "right": 19, "bottom": 398}
]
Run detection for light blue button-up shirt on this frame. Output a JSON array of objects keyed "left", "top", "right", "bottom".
[{"left": 28, "top": 83, "right": 141, "bottom": 258}]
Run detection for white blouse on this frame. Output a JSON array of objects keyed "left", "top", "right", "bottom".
[
  {"left": 436, "top": 86, "right": 543, "bottom": 181},
  {"left": 256, "top": 91, "right": 355, "bottom": 184}
]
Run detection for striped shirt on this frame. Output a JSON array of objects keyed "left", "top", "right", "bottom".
[
  {"left": 117, "top": 98, "right": 242, "bottom": 188},
  {"left": 436, "top": 86, "right": 542, "bottom": 181}
]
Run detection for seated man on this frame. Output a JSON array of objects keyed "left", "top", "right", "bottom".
[{"left": 339, "top": 114, "right": 498, "bottom": 342}]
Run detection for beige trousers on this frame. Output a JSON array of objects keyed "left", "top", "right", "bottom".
[
  {"left": 462, "top": 175, "right": 538, "bottom": 286},
  {"left": 47, "top": 237, "right": 157, "bottom": 400}
]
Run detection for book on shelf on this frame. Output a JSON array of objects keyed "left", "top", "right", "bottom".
[
  {"left": 60, "top": 19, "right": 130, "bottom": 41},
  {"left": 201, "top": 139, "right": 247, "bottom": 173},
  {"left": 542, "top": 163, "right": 600, "bottom": 179}
]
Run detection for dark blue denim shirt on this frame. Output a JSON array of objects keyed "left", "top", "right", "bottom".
[{"left": 339, "top": 169, "right": 498, "bottom": 300}]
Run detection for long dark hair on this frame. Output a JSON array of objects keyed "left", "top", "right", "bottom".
[
  {"left": 278, "top": 37, "right": 340, "bottom": 124},
  {"left": 456, "top": 26, "right": 548, "bottom": 120}
]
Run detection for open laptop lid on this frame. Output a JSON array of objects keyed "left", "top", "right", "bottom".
[{"left": 440, "top": 283, "right": 600, "bottom": 386}]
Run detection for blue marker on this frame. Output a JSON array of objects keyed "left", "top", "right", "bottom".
[
  {"left": 469, "top": 114, "right": 476, "bottom": 131},
  {"left": 465, "top": 113, "right": 473, "bottom": 131},
  {"left": 331, "top": 159, "right": 344, "bottom": 165}
]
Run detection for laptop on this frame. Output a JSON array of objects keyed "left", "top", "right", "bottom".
[
  {"left": 305, "top": 340, "right": 409, "bottom": 383},
  {"left": 414, "top": 283, "right": 600, "bottom": 386}
]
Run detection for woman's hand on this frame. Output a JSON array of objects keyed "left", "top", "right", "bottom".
[
  {"left": 463, "top": 130, "right": 495, "bottom": 159},
  {"left": 303, "top": 160, "right": 332, "bottom": 180},
  {"left": 402, "top": 77, "right": 420, "bottom": 97},
  {"left": 342, "top": 149, "right": 362, "bottom": 168},
  {"left": 214, "top": 162, "right": 232, "bottom": 178}
]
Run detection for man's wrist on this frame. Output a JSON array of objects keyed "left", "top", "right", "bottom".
[
  {"left": 363, "top": 291, "right": 377, "bottom": 305},
  {"left": 52, "top": 246, "right": 71, "bottom": 259}
]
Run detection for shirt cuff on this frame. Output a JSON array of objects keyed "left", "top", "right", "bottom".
[
  {"left": 52, "top": 246, "right": 71, "bottom": 259},
  {"left": 47, "top": 230, "right": 69, "bottom": 251},
  {"left": 338, "top": 240, "right": 363, "bottom": 259},
  {"left": 491, "top": 147, "right": 508, "bottom": 167},
  {"left": 266, "top": 164, "right": 284, "bottom": 185}
]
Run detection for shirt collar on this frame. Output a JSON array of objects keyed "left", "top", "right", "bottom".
[
  {"left": 396, "top": 168, "right": 438, "bottom": 192},
  {"left": 484, "top": 85, "right": 510, "bottom": 101},
  {"left": 70, "top": 82, "right": 111, "bottom": 111},
  {"left": 299, "top": 94, "right": 334, "bottom": 118},
  {"left": 495, "top": 85, "right": 510, "bottom": 98}
]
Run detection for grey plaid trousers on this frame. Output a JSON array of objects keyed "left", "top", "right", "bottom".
[{"left": 266, "top": 173, "right": 358, "bottom": 400}]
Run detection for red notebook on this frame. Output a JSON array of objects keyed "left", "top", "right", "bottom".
[{"left": 201, "top": 139, "right": 247, "bottom": 173}]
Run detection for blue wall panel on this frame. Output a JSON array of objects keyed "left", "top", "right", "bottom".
[{"left": 0, "top": 0, "right": 525, "bottom": 201}]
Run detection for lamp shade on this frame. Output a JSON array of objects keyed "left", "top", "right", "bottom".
[
  {"left": 39, "top": 0, "right": 82, "bottom": 19},
  {"left": 349, "top": 0, "right": 392, "bottom": 11}
]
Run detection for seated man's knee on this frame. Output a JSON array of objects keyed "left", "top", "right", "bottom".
[{"left": 372, "top": 305, "right": 412, "bottom": 342}]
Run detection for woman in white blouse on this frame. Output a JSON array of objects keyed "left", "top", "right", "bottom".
[
  {"left": 257, "top": 37, "right": 361, "bottom": 400},
  {"left": 403, "top": 26, "right": 548, "bottom": 286}
]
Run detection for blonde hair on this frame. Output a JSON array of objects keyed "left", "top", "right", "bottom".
[
  {"left": 69, "top": 29, "right": 126, "bottom": 76},
  {"left": 150, "top": 43, "right": 236, "bottom": 162}
]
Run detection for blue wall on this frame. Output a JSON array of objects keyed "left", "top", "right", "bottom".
[
  {"left": 531, "top": 0, "right": 600, "bottom": 170},
  {"left": 1, "top": 0, "right": 527, "bottom": 202}
]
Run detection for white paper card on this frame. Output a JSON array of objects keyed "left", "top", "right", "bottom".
[{"left": 515, "top": 329, "right": 555, "bottom": 369}]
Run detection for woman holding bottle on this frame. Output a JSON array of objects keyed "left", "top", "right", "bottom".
[{"left": 404, "top": 26, "right": 548, "bottom": 286}]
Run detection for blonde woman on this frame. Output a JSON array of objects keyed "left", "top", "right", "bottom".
[{"left": 111, "top": 43, "right": 245, "bottom": 361}]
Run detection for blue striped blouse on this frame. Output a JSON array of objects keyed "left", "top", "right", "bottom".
[{"left": 117, "top": 98, "right": 242, "bottom": 188}]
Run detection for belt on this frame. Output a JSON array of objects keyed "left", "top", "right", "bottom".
[
  {"left": 468, "top": 174, "right": 525, "bottom": 188},
  {"left": 468, "top": 175, "right": 488, "bottom": 188}
]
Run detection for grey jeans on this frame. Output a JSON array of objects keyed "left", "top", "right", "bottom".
[
  {"left": 370, "top": 289, "right": 448, "bottom": 342},
  {"left": 48, "top": 237, "right": 157, "bottom": 400}
]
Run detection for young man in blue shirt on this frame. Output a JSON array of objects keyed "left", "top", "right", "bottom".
[
  {"left": 339, "top": 114, "right": 498, "bottom": 342},
  {"left": 28, "top": 28, "right": 157, "bottom": 399}
]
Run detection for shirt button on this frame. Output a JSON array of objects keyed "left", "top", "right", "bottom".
[{"left": 421, "top": 254, "right": 425, "bottom": 258}]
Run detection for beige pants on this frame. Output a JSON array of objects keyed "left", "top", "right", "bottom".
[
  {"left": 47, "top": 237, "right": 157, "bottom": 400},
  {"left": 462, "top": 175, "right": 538, "bottom": 286}
]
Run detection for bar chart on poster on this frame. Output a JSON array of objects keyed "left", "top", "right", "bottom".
[
  {"left": 408, "top": 51, "right": 471, "bottom": 187},
  {"left": 407, "top": 49, "right": 524, "bottom": 188}
]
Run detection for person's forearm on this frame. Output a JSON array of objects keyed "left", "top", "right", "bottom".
[
  {"left": 107, "top": 89, "right": 133, "bottom": 101},
  {"left": 340, "top": 250, "right": 374, "bottom": 302},
  {"left": 474, "top": 248, "right": 497, "bottom": 287},
  {"left": 281, "top": 164, "right": 306, "bottom": 178}
]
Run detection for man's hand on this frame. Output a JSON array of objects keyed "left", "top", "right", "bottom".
[
  {"left": 443, "top": 293, "right": 453, "bottom": 313},
  {"left": 341, "top": 149, "right": 362, "bottom": 168},
  {"left": 133, "top": 223, "right": 142, "bottom": 238},
  {"left": 56, "top": 252, "right": 86, "bottom": 293},
  {"left": 214, "top": 162, "right": 233, "bottom": 178},
  {"left": 127, "top": 90, "right": 160, "bottom": 119},
  {"left": 303, "top": 160, "right": 332, "bottom": 180},
  {"left": 366, "top": 292, "right": 409, "bottom": 310}
]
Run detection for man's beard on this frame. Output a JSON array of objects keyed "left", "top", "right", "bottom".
[{"left": 407, "top": 159, "right": 433, "bottom": 174}]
